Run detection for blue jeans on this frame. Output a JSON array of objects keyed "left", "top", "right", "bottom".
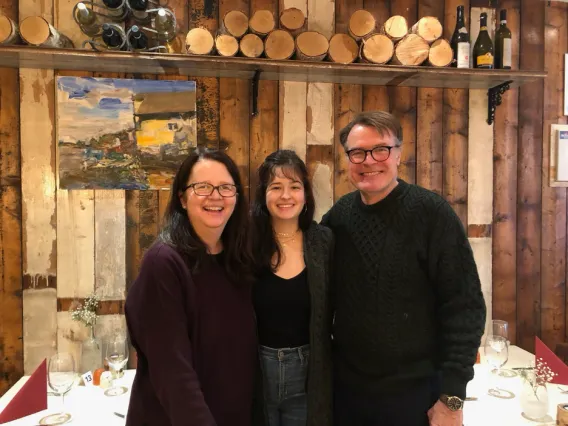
[{"left": 259, "top": 344, "right": 309, "bottom": 426}]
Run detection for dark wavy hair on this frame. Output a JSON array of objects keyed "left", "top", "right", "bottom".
[
  {"left": 159, "top": 147, "right": 254, "bottom": 284},
  {"left": 250, "top": 149, "right": 315, "bottom": 273}
]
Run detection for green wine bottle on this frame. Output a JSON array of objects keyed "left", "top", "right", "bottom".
[
  {"left": 495, "top": 9, "right": 512, "bottom": 69},
  {"left": 473, "top": 12, "right": 494, "bottom": 69}
]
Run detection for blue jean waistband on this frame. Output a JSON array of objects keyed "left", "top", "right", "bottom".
[{"left": 259, "top": 344, "right": 310, "bottom": 361}]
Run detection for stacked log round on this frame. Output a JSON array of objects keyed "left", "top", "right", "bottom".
[
  {"left": 0, "top": 15, "right": 19, "bottom": 45},
  {"left": 348, "top": 9, "right": 376, "bottom": 41},
  {"left": 328, "top": 33, "right": 359, "bottom": 64},
  {"left": 359, "top": 34, "right": 394, "bottom": 64},
  {"left": 391, "top": 33, "right": 430, "bottom": 65},
  {"left": 215, "top": 34, "right": 239, "bottom": 56},
  {"left": 295, "top": 31, "right": 329, "bottom": 61},
  {"left": 221, "top": 10, "right": 249, "bottom": 39},
  {"left": 428, "top": 38, "right": 453, "bottom": 67},
  {"left": 264, "top": 29, "right": 295, "bottom": 59},
  {"left": 240, "top": 33, "right": 264, "bottom": 57},
  {"left": 249, "top": 9, "right": 275, "bottom": 37},
  {"left": 279, "top": 7, "right": 305, "bottom": 36},
  {"left": 382, "top": 15, "right": 408, "bottom": 41},
  {"left": 410, "top": 16, "right": 443, "bottom": 44},
  {"left": 185, "top": 27, "right": 215, "bottom": 55}
]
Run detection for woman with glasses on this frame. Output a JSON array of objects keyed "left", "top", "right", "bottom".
[
  {"left": 125, "top": 148, "right": 257, "bottom": 426},
  {"left": 250, "top": 149, "right": 334, "bottom": 426}
]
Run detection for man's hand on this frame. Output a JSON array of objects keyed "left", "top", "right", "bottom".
[{"left": 427, "top": 400, "right": 463, "bottom": 426}]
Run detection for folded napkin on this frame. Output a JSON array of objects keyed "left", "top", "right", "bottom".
[
  {"left": 535, "top": 336, "right": 568, "bottom": 385},
  {"left": 0, "top": 359, "right": 47, "bottom": 424}
]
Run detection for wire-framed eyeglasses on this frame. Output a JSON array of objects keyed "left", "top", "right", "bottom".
[
  {"left": 183, "top": 182, "right": 238, "bottom": 197},
  {"left": 345, "top": 146, "right": 398, "bottom": 164}
]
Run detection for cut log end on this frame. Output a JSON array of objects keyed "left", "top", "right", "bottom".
[
  {"left": 428, "top": 38, "right": 453, "bottom": 67},
  {"left": 411, "top": 16, "right": 443, "bottom": 44},
  {"left": 0, "top": 15, "right": 14, "bottom": 44},
  {"left": 296, "top": 31, "right": 329, "bottom": 61},
  {"left": 223, "top": 10, "right": 249, "bottom": 39},
  {"left": 264, "top": 29, "right": 295, "bottom": 60},
  {"left": 280, "top": 8, "right": 305, "bottom": 33},
  {"left": 361, "top": 34, "right": 394, "bottom": 64},
  {"left": 185, "top": 28, "right": 215, "bottom": 55},
  {"left": 328, "top": 33, "right": 359, "bottom": 64},
  {"left": 349, "top": 9, "right": 376, "bottom": 40},
  {"left": 20, "top": 16, "right": 50, "bottom": 45},
  {"left": 249, "top": 9, "right": 275, "bottom": 36},
  {"left": 215, "top": 34, "right": 239, "bottom": 57},
  {"left": 383, "top": 15, "right": 408, "bottom": 41},
  {"left": 392, "top": 33, "right": 430, "bottom": 66},
  {"left": 240, "top": 33, "right": 264, "bottom": 58}
]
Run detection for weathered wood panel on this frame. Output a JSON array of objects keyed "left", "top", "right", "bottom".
[
  {"left": 442, "top": 0, "right": 468, "bottom": 228},
  {"left": 333, "top": 0, "right": 361, "bottom": 200},
  {"left": 516, "top": 0, "right": 544, "bottom": 353},
  {"left": 220, "top": 0, "right": 250, "bottom": 194},
  {"left": 492, "top": 0, "right": 520, "bottom": 344},
  {"left": 540, "top": 1, "right": 567, "bottom": 349},
  {"left": 190, "top": 0, "right": 220, "bottom": 149},
  {"left": 249, "top": 0, "right": 279, "bottom": 199},
  {"left": 389, "top": 0, "right": 417, "bottom": 184},
  {"left": 0, "top": 0, "right": 22, "bottom": 395},
  {"left": 416, "top": 0, "right": 444, "bottom": 196}
]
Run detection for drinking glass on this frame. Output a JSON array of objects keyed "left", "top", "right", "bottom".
[
  {"left": 39, "top": 353, "right": 76, "bottom": 425},
  {"left": 104, "top": 336, "right": 129, "bottom": 396},
  {"left": 485, "top": 334, "right": 509, "bottom": 396},
  {"left": 491, "top": 319, "right": 516, "bottom": 377}
]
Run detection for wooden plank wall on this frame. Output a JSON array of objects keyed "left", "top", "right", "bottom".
[{"left": 1, "top": 0, "right": 568, "bottom": 394}]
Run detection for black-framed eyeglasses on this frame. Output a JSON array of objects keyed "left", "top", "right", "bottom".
[
  {"left": 345, "top": 146, "right": 398, "bottom": 164},
  {"left": 183, "top": 182, "right": 238, "bottom": 197}
]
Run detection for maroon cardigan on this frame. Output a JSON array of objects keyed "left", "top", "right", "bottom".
[{"left": 124, "top": 242, "right": 257, "bottom": 426}]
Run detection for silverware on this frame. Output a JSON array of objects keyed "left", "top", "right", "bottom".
[{"left": 114, "top": 412, "right": 125, "bottom": 418}]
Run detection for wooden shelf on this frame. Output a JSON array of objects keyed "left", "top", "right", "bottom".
[{"left": 0, "top": 45, "right": 546, "bottom": 90}]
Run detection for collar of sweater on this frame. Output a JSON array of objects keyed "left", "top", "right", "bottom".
[{"left": 355, "top": 178, "right": 410, "bottom": 214}]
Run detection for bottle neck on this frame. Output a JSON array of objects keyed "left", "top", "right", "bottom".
[
  {"left": 480, "top": 17, "right": 488, "bottom": 31},
  {"left": 456, "top": 10, "right": 465, "bottom": 28}
]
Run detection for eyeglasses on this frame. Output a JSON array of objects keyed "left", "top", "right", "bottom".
[
  {"left": 183, "top": 182, "right": 238, "bottom": 197},
  {"left": 346, "top": 146, "right": 397, "bottom": 164}
]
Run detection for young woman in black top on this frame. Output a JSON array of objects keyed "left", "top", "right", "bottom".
[{"left": 251, "top": 149, "right": 334, "bottom": 426}]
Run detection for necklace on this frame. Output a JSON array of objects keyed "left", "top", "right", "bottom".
[
  {"left": 276, "top": 229, "right": 299, "bottom": 238},
  {"left": 276, "top": 229, "right": 300, "bottom": 247}
]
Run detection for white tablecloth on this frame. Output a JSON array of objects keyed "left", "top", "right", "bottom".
[{"left": 1, "top": 346, "right": 566, "bottom": 425}]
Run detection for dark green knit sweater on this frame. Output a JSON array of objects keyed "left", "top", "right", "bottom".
[{"left": 321, "top": 179, "right": 486, "bottom": 399}]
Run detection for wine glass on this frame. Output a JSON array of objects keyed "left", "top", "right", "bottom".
[
  {"left": 491, "top": 319, "right": 516, "bottom": 377},
  {"left": 104, "top": 336, "right": 129, "bottom": 396},
  {"left": 39, "top": 353, "right": 76, "bottom": 425},
  {"left": 485, "top": 334, "right": 509, "bottom": 396}
]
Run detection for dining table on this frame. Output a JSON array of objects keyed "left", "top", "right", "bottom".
[{"left": 0, "top": 345, "right": 566, "bottom": 425}]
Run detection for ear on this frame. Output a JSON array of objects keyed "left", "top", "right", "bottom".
[{"left": 178, "top": 192, "right": 187, "bottom": 210}]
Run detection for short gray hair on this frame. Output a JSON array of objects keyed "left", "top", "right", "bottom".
[{"left": 339, "top": 111, "right": 403, "bottom": 149}]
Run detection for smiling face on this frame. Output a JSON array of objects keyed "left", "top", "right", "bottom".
[
  {"left": 345, "top": 124, "right": 401, "bottom": 204},
  {"left": 180, "top": 159, "right": 237, "bottom": 234},
  {"left": 265, "top": 167, "right": 306, "bottom": 224}
]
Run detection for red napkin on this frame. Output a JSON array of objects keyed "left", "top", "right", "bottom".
[
  {"left": 0, "top": 359, "right": 47, "bottom": 424},
  {"left": 535, "top": 336, "right": 568, "bottom": 385}
]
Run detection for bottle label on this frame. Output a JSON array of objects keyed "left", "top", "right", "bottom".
[
  {"left": 457, "top": 42, "right": 470, "bottom": 68},
  {"left": 503, "top": 38, "right": 512, "bottom": 67},
  {"left": 480, "top": 26, "right": 488, "bottom": 31},
  {"left": 476, "top": 52, "right": 494, "bottom": 67},
  {"left": 458, "top": 27, "right": 468, "bottom": 34},
  {"left": 500, "top": 20, "right": 507, "bottom": 24}
]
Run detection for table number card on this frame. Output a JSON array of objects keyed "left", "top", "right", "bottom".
[{"left": 81, "top": 371, "right": 95, "bottom": 387}]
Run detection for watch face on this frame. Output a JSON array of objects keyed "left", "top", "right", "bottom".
[{"left": 447, "top": 396, "right": 463, "bottom": 411}]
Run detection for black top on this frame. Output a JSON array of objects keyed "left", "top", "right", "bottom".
[
  {"left": 321, "top": 179, "right": 486, "bottom": 399},
  {"left": 253, "top": 268, "right": 310, "bottom": 348},
  {"left": 125, "top": 242, "right": 257, "bottom": 426}
]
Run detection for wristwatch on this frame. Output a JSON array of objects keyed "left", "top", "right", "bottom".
[{"left": 439, "top": 394, "right": 464, "bottom": 411}]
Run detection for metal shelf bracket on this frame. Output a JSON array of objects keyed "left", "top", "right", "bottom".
[{"left": 487, "top": 80, "right": 513, "bottom": 125}]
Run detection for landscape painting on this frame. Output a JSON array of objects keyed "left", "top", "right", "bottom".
[{"left": 56, "top": 76, "right": 196, "bottom": 190}]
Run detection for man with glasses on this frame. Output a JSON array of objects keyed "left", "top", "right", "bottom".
[{"left": 321, "top": 111, "right": 486, "bottom": 426}]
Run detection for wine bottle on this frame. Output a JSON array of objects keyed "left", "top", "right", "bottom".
[
  {"left": 473, "top": 12, "right": 494, "bottom": 69},
  {"left": 102, "top": 23, "right": 126, "bottom": 50},
  {"left": 76, "top": 2, "right": 100, "bottom": 37},
  {"left": 128, "top": 25, "right": 148, "bottom": 50},
  {"left": 154, "top": 8, "right": 176, "bottom": 41},
  {"left": 128, "top": 0, "right": 150, "bottom": 23},
  {"left": 102, "top": 0, "right": 126, "bottom": 20},
  {"left": 494, "top": 9, "right": 512, "bottom": 69},
  {"left": 450, "top": 5, "right": 470, "bottom": 68}
]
